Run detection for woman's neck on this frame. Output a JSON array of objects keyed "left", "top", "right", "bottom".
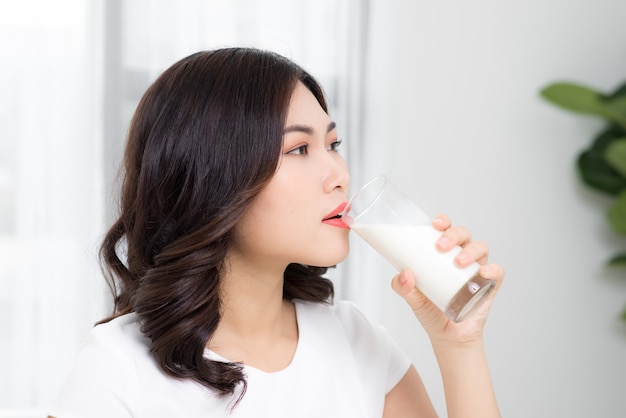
[{"left": 207, "top": 251, "right": 298, "bottom": 372}]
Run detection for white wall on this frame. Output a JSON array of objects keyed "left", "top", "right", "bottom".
[{"left": 347, "top": 1, "right": 626, "bottom": 417}]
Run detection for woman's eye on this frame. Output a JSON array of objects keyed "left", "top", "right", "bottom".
[
  {"left": 287, "top": 144, "right": 308, "bottom": 155},
  {"left": 328, "top": 139, "right": 342, "bottom": 152}
]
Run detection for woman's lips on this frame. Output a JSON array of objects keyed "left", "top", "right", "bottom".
[{"left": 322, "top": 202, "right": 350, "bottom": 229}]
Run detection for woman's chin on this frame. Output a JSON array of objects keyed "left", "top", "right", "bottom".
[{"left": 322, "top": 243, "right": 350, "bottom": 267}]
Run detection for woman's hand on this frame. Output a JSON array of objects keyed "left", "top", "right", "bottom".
[{"left": 390, "top": 214, "right": 504, "bottom": 346}]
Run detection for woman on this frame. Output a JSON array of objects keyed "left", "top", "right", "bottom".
[{"left": 49, "top": 48, "right": 503, "bottom": 417}]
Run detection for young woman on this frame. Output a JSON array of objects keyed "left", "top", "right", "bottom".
[{"left": 49, "top": 47, "right": 504, "bottom": 417}]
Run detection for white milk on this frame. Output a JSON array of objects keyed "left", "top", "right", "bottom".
[{"left": 351, "top": 223, "right": 479, "bottom": 311}]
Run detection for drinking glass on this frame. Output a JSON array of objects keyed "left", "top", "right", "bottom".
[{"left": 341, "top": 175, "right": 495, "bottom": 322}]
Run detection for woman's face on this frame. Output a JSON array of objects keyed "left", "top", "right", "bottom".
[{"left": 232, "top": 81, "right": 350, "bottom": 269}]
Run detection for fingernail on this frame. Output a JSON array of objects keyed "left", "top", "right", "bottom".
[
  {"left": 399, "top": 273, "right": 408, "bottom": 286},
  {"left": 456, "top": 252, "right": 469, "bottom": 264},
  {"left": 480, "top": 265, "right": 491, "bottom": 276},
  {"left": 437, "top": 236, "right": 449, "bottom": 247}
]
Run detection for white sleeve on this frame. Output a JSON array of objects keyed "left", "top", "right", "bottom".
[
  {"left": 47, "top": 324, "right": 138, "bottom": 418},
  {"left": 332, "top": 301, "right": 412, "bottom": 394},
  {"left": 374, "top": 322, "right": 412, "bottom": 393}
]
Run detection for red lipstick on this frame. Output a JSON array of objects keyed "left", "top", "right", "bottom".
[{"left": 322, "top": 202, "right": 350, "bottom": 229}]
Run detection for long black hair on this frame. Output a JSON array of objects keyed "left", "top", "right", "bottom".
[{"left": 99, "top": 48, "right": 334, "bottom": 400}]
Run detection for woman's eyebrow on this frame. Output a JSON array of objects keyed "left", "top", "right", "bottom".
[{"left": 283, "top": 121, "right": 336, "bottom": 135}]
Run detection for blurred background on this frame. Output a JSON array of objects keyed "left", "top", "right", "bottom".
[{"left": 1, "top": 0, "right": 626, "bottom": 417}]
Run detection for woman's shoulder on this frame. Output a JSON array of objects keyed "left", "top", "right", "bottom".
[
  {"left": 51, "top": 312, "right": 226, "bottom": 417},
  {"left": 295, "top": 298, "right": 362, "bottom": 318},
  {"left": 86, "top": 313, "right": 150, "bottom": 355},
  {"left": 294, "top": 299, "right": 411, "bottom": 398},
  {"left": 48, "top": 314, "right": 147, "bottom": 417},
  {"left": 58, "top": 312, "right": 157, "bottom": 389},
  {"left": 294, "top": 299, "right": 378, "bottom": 341},
  {"left": 91, "top": 312, "right": 141, "bottom": 335},
  {"left": 60, "top": 313, "right": 151, "bottom": 384}
]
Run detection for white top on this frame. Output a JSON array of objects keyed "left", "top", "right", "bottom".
[{"left": 49, "top": 300, "right": 411, "bottom": 418}]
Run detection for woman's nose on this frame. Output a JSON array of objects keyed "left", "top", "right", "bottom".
[{"left": 323, "top": 154, "right": 350, "bottom": 194}]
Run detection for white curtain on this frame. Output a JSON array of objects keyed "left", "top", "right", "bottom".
[
  {"left": 0, "top": 0, "right": 106, "bottom": 414},
  {"left": 0, "top": 0, "right": 370, "bottom": 414}
]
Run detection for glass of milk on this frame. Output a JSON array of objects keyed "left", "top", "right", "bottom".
[{"left": 341, "top": 175, "right": 495, "bottom": 322}]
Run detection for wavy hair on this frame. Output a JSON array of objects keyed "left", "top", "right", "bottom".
[{"left": 99, "top": 48, "right": 334, "bottom": 400}]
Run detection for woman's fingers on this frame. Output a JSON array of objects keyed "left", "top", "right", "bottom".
[
  {"left": 392, "top": 214, "right": 505, "bottom": 337},
  {"left": 455, "top": 239, "right": 490, "bottom": 266},
  {"left": 479, "top": 263, "right": 505, "bottom": 290},
  {"left": 432, "top": 214, "right": 450, "bottom": 231},
  {"left": 436, "top": 225, "right": 472, "bottom": 250},
  {"left": 391, "top": 270, "right": 450, "bottom": 329},
  {"left": 432, "top": 215, "right": 489, "bottom": 265}
]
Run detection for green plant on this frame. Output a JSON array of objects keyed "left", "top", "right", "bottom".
[{"left": 540, "top": 80, "right": 626, "bottom": 319}]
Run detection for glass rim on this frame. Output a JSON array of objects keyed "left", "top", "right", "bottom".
[{"left": 342, "top": 175, "right": 390, "bottom": 222}]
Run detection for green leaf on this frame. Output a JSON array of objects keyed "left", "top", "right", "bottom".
[
  {"left": 604, "top": 139, "right": 626, "bottom": 177},
  {"left": 540, "top": 82, "right": 611, "bottom": 119},
  {"left": 607, "top": 190, "right": 626, "bottom": 234},
  {"left": 541, "top": 82, "right": 626, "bottom": 127},
  {"left": 579, "top": 151, "right": 626, "bottom": 194},
  {"left": 590, "top": 124, "right": 626, "bottom": 151},
  {"left": 608, "top": 253, "right": 626, "bottom": 266},
  {"left": 601, "top": 95, "right": 626, "bottom": 127},
  {"left": 578, "top": 126, "right": 626, "bottom": 195},
  {"left": 607, "top": 81, "right": 626, "bottom": 100},
  {"left": 578, "top": 125, "right": 626, "bottom": 193}
]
